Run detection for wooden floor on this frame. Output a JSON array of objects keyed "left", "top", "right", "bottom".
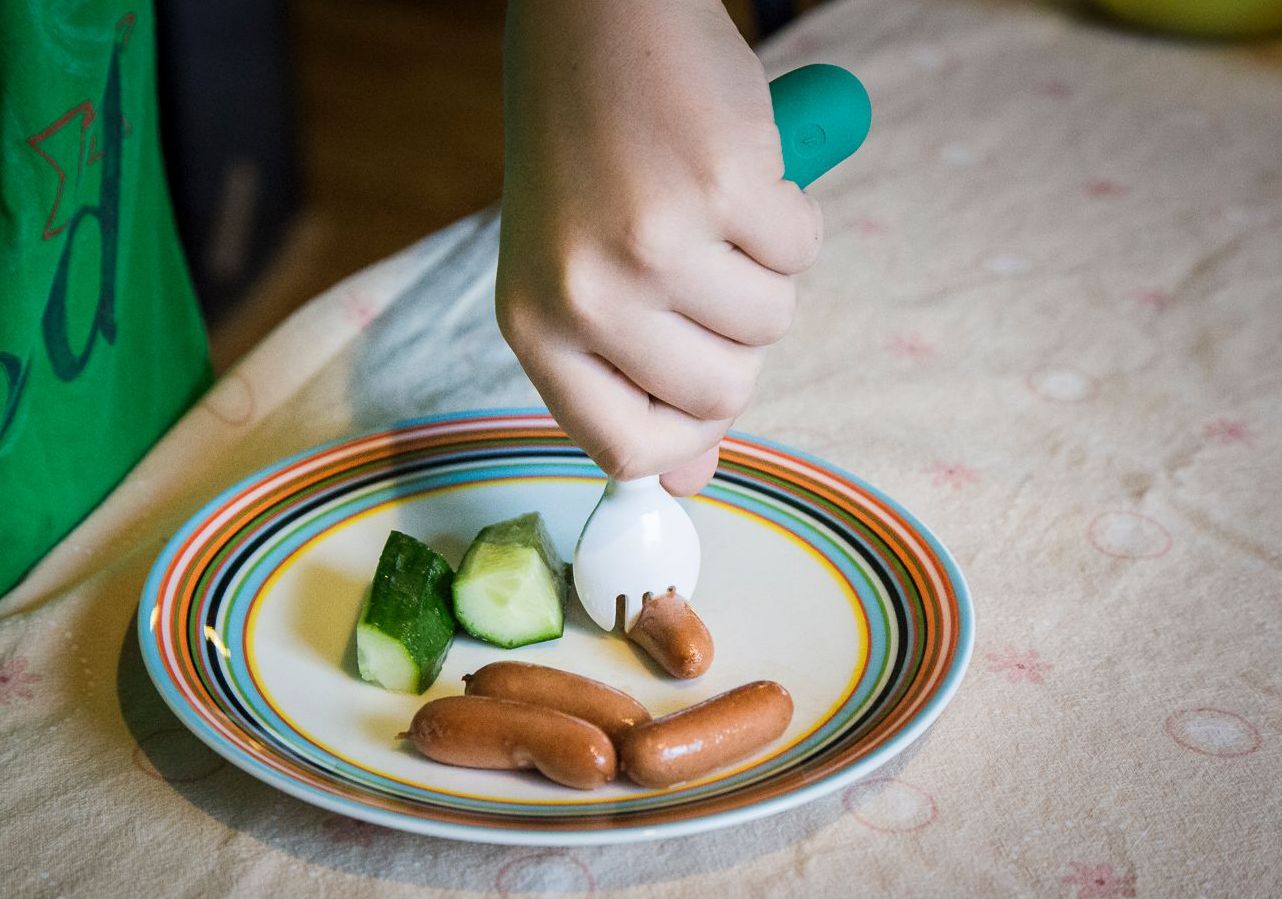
[{"left": 209, "top": 0, "right": 767, "bottom": 370}]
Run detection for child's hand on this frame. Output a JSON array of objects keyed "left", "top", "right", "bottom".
[{"left": 497, "top": 0, "right": 822, "bottom": 495}]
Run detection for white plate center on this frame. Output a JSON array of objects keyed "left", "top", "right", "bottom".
[{"left": 246, "top": 479, "right": 866, "bottom": 805}]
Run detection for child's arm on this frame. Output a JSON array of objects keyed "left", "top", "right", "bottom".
[{"left": 497, "top": 0, "right": 822, "bottom": 495}]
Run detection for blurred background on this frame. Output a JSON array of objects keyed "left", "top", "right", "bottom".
[{"left": 162, "top": 0, "right": 1282, "bottom": 371}]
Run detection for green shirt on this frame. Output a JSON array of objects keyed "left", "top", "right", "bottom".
[{"left": 1, "top": 2, "right": 210, "bottom": 594}]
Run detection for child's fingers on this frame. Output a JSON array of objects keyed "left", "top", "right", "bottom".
[
  {"left": 523, "top": 346, "right": 728, "bottom": 480},
  {"left": 718, "top": 179, "right": 823, "bottom": 276},
  {"left": 668, "top": 243, "right": 796, "bottom": 347},
  {"left": 660, "top": 446, "right": 720, "bottom": 497},
  {"left": 588, "top": 308, "right": 764, "bottom": 424}
]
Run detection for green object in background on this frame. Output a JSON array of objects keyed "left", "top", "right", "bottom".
[
  {"left": 0, "top": 2, "right": 211, "bottom": 596},
  {"left": 1093, "top": 0, "right": 1282, "bottom": 38},
  {"left": 770, "top": 64, "right": 872, "bottom": 189}
]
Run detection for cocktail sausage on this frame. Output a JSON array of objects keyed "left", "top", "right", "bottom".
[
  {"left": 619, "top": 681, "right": 792, "bottom": 787},
  {"left": 463, "top": 661, "right": 650, "bottom": 744},
  {"left": 627, "top": 589, "right": 714, "bottom": 678},
  {"left": 403, "top": 695, "right": 617, "bottom": 789}
]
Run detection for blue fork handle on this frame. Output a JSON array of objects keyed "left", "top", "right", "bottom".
[{"left": 770, "top": 64, "right": 872, "bottom": 188}]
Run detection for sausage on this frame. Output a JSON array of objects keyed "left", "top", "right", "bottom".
[
  {"left": 402, "top": 695, "right": 617, "bottom": 789},
  {"left": 619, "top": 681, "right": 792, "bottom": 788},
  {"left": 627, "top": 589, "right": 714, "bottom": 679},
  {"left": 463, "top": 661, "right": 651, "bottom": 745}
]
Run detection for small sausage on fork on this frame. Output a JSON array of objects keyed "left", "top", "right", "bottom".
[{"left": 627, "top": 588, "right": 714, "bottom": 679}]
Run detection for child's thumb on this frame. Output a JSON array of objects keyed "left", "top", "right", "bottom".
[{"left": 659, "top": 445, "right": 721, "bottom": 497}]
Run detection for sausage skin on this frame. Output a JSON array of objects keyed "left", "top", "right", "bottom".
[
  {"left": 627, "top": 589, "right": 714, "bottom": 679},
  {"left": 463, "top": 661, "right": 651, "bottom": 745},
  {"left": 404, "top": 695, "right": 617, "bottom": 789},
  {"left": 619, "top": 680, "right": 792, "bottom": 788}
]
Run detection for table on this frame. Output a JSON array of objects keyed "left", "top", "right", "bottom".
[{"left": 4, "top": 1, "right": 1280, "bottom": 895}]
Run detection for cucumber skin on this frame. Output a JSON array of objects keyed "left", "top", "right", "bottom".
[
  {"left": 469, "top": 512, "right": 565, "bottom": 583},
  {"left": 361, "top": 530, "right": 456, "bottom": 692},
  {"left": 454, "top": 513, "right": 567, "bottom": 648}
]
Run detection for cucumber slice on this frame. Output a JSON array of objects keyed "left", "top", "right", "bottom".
[
  {"left": 452, "top": 512, "right": 566, "bottom": 648},
  {"left": 356, "top": 530, "right": 456, "bottom": 693}
]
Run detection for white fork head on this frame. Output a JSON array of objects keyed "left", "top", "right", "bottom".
[{"left": 572, "top": 476, "right": 701, "bottom": 632}]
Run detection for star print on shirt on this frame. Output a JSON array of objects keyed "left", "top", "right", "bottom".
[{"left": 24, "top": 13, "right": 136, "bottom": 240}]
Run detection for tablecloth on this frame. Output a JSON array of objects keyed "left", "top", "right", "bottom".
[{"left": 4, "top": 0, "right": 1281, "bottom": 895}]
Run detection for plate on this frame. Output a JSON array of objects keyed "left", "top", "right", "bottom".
[{"left": 139, "top": 410, "right": 972, "bottom": 845}]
